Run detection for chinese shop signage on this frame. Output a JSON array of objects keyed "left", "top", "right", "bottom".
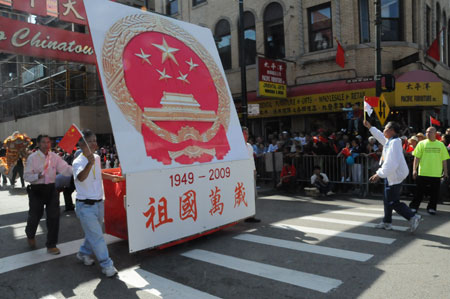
[
  {"left": 0, "top": 16, "right": 95, "bottom": 64},
  {"left": 257, "top": 57, "right": 287, "bottom": 99},
  {"left": 85, "top": 0, "right": 255, "bottom": 252},
  {"left": 250, "top": 88, "right": 375, "bottom": 118},
  {"left": 394, "top": 82, "right": 442, "bottom": 107}
]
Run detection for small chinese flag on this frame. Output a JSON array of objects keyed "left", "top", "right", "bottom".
[
  {"left": 430, "top": 116, "right": 441, "bottom": 126},
  {"left": 364, "top": 96, "right": 379, "bottom": 116},
  {"left": 335, "top": 39, "right": 345, "bottom": 68},
  {"left": 58, "top": 124, "right": 83, "bottom": 153}
]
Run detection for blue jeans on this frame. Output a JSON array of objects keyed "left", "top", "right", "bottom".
[
  {"left": 75, "top": 201, "right": 113, "bottom": 269},
  {"left": 383, "top": 179, "right": 414, "bottom": 223}
]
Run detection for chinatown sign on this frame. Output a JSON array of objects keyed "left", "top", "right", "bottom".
[
  {"left": 257, "top": 56, "right": 287, "bottom": 99},
  {"left": 0, "top": 16, "right": 95, "bottom": 64},
  {"left": 85, "top": 0, "right": 254, "bottom": 252}
]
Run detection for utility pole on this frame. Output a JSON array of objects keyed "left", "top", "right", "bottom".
[
  {"left": 238, "top": 0, "right": 248, "bottom": 127},
  {"left": 375, "top": 0, "right": 382, "bottom": 97}
]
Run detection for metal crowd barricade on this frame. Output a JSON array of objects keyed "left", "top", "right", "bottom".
[{"left": 256, "top": 153, "right": 379, "bottom": 197}]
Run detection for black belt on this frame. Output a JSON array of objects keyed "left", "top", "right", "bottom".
[{"left": 76, "top": 199, "right": 102, "bottom": 205}]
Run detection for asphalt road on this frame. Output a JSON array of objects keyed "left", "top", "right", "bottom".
[{"left": 1, "top": 185, "right": 450, "bottom": 299}]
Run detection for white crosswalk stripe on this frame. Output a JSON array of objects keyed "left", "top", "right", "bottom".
[
  {"left": 181, "top": 249, "right": 343, "bottom": 293},
  {"left": 270, "top": 223, "right": 396, "bottom": 244},
  {"left": 233, "top": 233, "right": 373, "bottom": 261},
  {"left": 322, "top": 209, "right": 406, "bottom": 221},
  {"left": 118, "top": 266, "right": 219, "bottom": 299},
  {"left": 299, "top": 215, "right": 409, "bottom": 231}
]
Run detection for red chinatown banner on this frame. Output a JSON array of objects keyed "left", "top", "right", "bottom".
[
  {"left": 0, "top": 16, "right": 95, "bottom": 64},
  {"left": 13, "top": 0, "right": 47, "bottom": 17}
]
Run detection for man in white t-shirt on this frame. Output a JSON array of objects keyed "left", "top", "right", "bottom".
[
  {"left": 242, "top": 127, "right": 260, "bottom": 223},
  {"left": 73, "top": 129, "right": 124, "bottom": 277},
  {"left": 310, "top": 165, "right": 334, "bottom": 196}
]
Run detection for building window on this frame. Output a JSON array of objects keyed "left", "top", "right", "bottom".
[
  {"left": 426, "top": 5, "right": 431, "bottom": 46},
  {"left": 214, "top": 19, "right": 231, "bottom": 70},
  {"left": 381, "top": 0, "right": 402, "bottom": 41},
  {"left": 192, "top": 0, "right": 206, "bottom": 7},
  {"left": 166, "top": 0, "right": 178, "bottom": 15},
  {"left": 359, "top": 0, "right": 370, "bottom": 43},
  {"left": 239, "top": 11, "right": 256, "bottom": 66},
  {"left": 308, "top": 3, "right": 332, "bottom": 52},
  {"left": 264, "top": 2, "right": 285, "bottom": 59}
]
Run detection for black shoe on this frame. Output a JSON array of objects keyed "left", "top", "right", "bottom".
[
  {"left": 244, "top": 217, "right": 261, "bottom": 223},
  {"left": 65, "top": 206, "right": 75, "bottom": 212}
]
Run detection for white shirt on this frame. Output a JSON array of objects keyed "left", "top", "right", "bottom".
[
  {"left": 369, "top": 127, "right": 409, "bottom": 185},
  {"left": 247, "top": 143, "right": 255, "bottom": 171},
  {"left": 24, "top": 150, "right": 72, "bottom": 184},
  {"left": 73, "top": 154, "right": 103, "bottom": 200},
  {"left": 311, "top": 173, "right": 329, "bottom": 185}
]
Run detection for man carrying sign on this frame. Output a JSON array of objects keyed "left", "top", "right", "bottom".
[{"left": 363, "top": 120, "right": 421, "bottom": 232}]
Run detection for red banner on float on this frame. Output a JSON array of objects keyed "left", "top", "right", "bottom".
[
  {"left": 13, "top": 0, "right": 47, "bottom": 17},
  {"left": 58, "top": 0, "right": 88, "bottom": 25},
  {"left": 0, "top": 16, "right": 95, "bottom": 64}
]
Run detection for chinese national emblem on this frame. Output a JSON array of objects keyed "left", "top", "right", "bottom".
[{"left": 102, "top": 14, "right": 230, "bottom": 165}]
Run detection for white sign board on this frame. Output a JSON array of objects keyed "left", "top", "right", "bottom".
[{"left": 84, "top": 0, "right": 255, "bottom": 252}]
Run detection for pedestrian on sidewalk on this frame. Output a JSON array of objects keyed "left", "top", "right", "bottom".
[
  {"left": 363, "top": 120, "right": 421, "bottom": 232},
  {"left": 73, "top": 129, "right": 124, "bottom": 277},
  {"left": 409, "top": 127, "right": 449, "bottom": 215},
  {"left": 24, "top": 135, "right": 73, "bottom": 254}
]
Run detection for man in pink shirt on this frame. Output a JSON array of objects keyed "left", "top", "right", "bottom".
[{"left": 24, "top": 135, "right": 72, "bottom": 255}]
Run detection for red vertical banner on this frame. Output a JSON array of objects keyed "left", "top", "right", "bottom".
[
  {"left": 58, "top": 0, "right": 88, "bottom": 25},
  {"left": 13, "top": 0, "right": 47, "bottom": 17},
  {"left": 47, "top": 0, "right": 59, "bottom": 17}
]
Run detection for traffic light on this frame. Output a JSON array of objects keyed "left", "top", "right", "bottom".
[{"left": 382, "top": 74, "right": 395, "bottom": 92}]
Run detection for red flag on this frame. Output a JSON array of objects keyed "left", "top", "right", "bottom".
[
  {"left": 335, "top": 39, "right": 345, "bottom": 68},
  {"left": 58, "top": 124, "right": 82, "bottom": 153},
  {"left": 364, "top": 96, "right": 379, "bottom": 116},
  {"left": 430, "top": 116, "right": 441, "bottom": 126},
  {"left": 426, "top": 29, "right": 443, "bottom": 61}
]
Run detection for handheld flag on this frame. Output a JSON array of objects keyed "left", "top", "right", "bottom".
[
  {"left": 430, "top": 116, "right": 441, "bottom": 126},
  {"left": 426, "top": 28, "right": 443, "bottom": 61},
  {"left": 335, "top": 39, "right": 345, "bottom": 68},
  {"left": 364, "top": 96, "right": 379, "bottom": 117},
  {"left": 58, "top": 124, "right": 82, "bottom": 153}
]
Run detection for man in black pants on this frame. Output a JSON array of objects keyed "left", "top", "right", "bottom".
[
  {"left": 12, "top": 158, "right": 25, "bottom": 188},
  {"left": 24, "top": 135, "right": 72, "bottom": 255}
]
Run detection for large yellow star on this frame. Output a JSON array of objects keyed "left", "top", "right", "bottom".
[{"left": 152, "top": 38, "right": 179, "bottom": 66}]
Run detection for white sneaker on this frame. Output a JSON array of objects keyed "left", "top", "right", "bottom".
[
  {"left": 410, "top": 214, "right": 422, "bottom": 232},
  {"left": 345, "top": 177, "right": 351, "bottom": 182},
  {"left": 341, "top": 177, "right": 345, "bottom": 183},
  {"left": 374, "top": 222, "right": 393, "bottom": 230},
  {"left": 410, "top": 208, "right": 417, "bottom": 213},
  {"left": 326, "top": 191, "right": 335, "bottom": 196},
  {"left": 427, "top": 209, "right": 436, "bottom": 215},
  {"left": 76, "top": 252, "right": 95, "bottom": 266},
  {"left": 102, "top": 266, "right": 118, "bottom": 277}
]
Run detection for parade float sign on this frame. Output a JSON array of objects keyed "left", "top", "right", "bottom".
[{"left": 84, "top": 0, "right": 254, "bottom": 252}]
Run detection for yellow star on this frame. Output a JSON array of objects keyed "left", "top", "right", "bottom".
[
  {"left": 156, "top": 68, "right": 172, "bottom": 81},
  {"left": 152, "top": 38, "right": 179, "bottom": 66},
  {"left": 185, "top": 58, "right": 199, "bottom": 71},
  {"left": 177, "top": 71, "right": 190, "bottom": 84},
  {"left": 135, "top": 48, "right": 152, "bottom": 65}
]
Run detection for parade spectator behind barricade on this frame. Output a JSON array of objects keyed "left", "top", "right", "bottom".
[
  {"left": 276, "top": 140, "right": 285, "bottom": 152},
  {"left": 409, "top": 127, "right": 450, "bottom": 215},
  {"left": 277, "top": 157, "right": 297, "bottom": 193},
  {"left": 351, "top": 138, "right": 364, "bottom": 183},
  {"left": 281, "top": 131, "right": 292, "bottom": 149},
  {"left": 342, "top": 103, "right": 354, "bottom": 133},
  {"left": 364, "top": 120, "right": 422, "bottom": 232},
  {"left": 364, "top": 136, "right": 381, "bottom": 175},
  {"left": 416, "top": 132, "right": 425, "bottom": 142},
  {"left": 311, "top": 165, "right": 334, "bottom": 196},
  {"left": 242, "top": 127, "right": 261, "bottom": 223},
  {"left": 337, "top": 142, "right": 353, "bottom": 182},
  {"left": 446, "top": 128, "right": 450, "bottom": 136},
  {"left": 24, "top": 134, "right": 73, "bottom": 255},
  {"left": 352, "top": 103, "right": 363, "bottom": 135},
  {"left": 267, "top": 138, "right": 278, "bottom": 153},
  {"left": 337, "top": 133, "right": 349, "bottom": 151}
]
